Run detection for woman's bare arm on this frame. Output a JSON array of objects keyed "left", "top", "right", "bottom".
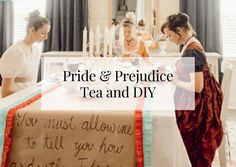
[{"left": 1, "top": 78, "right": 17, "bottom": 98}]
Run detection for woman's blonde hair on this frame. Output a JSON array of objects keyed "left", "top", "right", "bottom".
[
  {"left": 26, "top": 10, "right": 50, "bottom": 32},
  {"left": 122, "top": 12, "right": 136, "bottom": 29}
]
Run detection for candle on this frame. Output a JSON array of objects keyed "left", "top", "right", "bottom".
[
  {"left": 83, "top": 27, "right": 87, "bottom": 57},
  {"left": 111, "top": 25, "right": 115, "bottom": 41},
  {"left": 89, "top": 29, "right": 93, "bottom": 57},
  {"left": 95, "top": 25, "right": 100, "bottom": 55},
  {"left": 103, "top": 27, "right": 108, "bottom": 57},
  {"left": 119, "top": 26, "right": 124, "bottom": 48},
  {"left": 108, "top": 27, "right": 114, "bottom": 57}
]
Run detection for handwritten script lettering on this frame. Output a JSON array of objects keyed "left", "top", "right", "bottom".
[
  {"left": 9, "top": 157, "right": 64, "bottom": 167},
  {"left": 43, "top": 135, "right": 64, "bottom": 150},
  {"left": 8, "top": 113, "right": 134, "bottom": 166},
  {"left": 44, "top": 116, "right": 75, "bottom": 130},
  {"left": 81, "top": 114, "right": 133, "bottom": 136},
  {"left": 74, "top": 141, "right": 94, "bottom": 157},
  {"left": 16, "top": 112, "right": 38, "bottom": 127}
]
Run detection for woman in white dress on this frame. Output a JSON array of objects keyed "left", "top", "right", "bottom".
[
  {"left": 122, "top": 16, "right": 150, "bottom": 58},
  {"left": 0, "top": 10, "right": 50, "bottom": 98}
]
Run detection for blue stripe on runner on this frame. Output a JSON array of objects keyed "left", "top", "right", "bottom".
[{"left": 143, "top": 99, "right": 152, "bottom": 167}]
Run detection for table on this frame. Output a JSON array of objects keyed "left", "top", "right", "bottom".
[{"left": 0, "top": 81, "right": 191, "bottom": 167}]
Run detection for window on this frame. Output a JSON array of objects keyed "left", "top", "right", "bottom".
[
  {"left": 221, "top": 0, "right": 236, "bottom": 57},
  {"left": 13, "top": 0, "right": 46, "bottom": 51}
]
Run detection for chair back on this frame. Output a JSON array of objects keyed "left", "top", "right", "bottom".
[{"left": 220, "top": 61, "right": 233, "bottom": 129}]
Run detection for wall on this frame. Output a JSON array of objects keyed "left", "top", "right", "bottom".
[
  {"left": 88, "top": 0, "right": 109, "bottom": 32},
  {"left": 112, "top": 0, "right": 119, "bottom": 19},
  {"left": 142, "top": 0, "right": 180, "bottom": 52},
  {"left": 89, "top": 0, "right": 138, "bottom": 31},
  {"left": 155, "top": 0, "right": 180, "bottom": 52},
  {"left": 126, "top": 0, "right": 137, "bottom": 11},
  {"left": 136, "top": 0, "right": 145, "bottom": 23},
  {"left": 112, "top": 0, "right": 138, "bottom": 23}
]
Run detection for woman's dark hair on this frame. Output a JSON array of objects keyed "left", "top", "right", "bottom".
[
  {"left": 138, "top": 20, "right": 145, "bottom": 27},
  {"left": 161, "top": 22, "right": 168, "bottom": 34},
  {"left": 161, "top": 13, "right": 196, "bottom": 37},
  {"left": 111, "top": 19, "right": 119, "bottom": 26},
  {"left": 27, "top": 10, "right": 50, "bottom": 32}
]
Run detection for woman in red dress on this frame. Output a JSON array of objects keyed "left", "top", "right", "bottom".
[{"left": 161, "top": 13, "right": 223, "bottom": 167}]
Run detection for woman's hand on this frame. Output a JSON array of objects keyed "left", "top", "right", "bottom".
[
  {"left": 172, "top": 72, "right": 180, "bottom": 86},
  {"left": 171, "top": 72, "right": 203, "bottom": 93}
]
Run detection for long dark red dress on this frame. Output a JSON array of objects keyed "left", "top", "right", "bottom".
[{"left": 174, "top": 42, "right": 223, "bottom": 167}]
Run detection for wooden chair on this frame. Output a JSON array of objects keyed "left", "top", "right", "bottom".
[{"left": 218, "top": 61, "right": 233, "bottom": 167}]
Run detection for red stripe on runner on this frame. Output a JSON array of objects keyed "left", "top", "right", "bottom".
[
  {"left": 1, "top": 84, "right": 60, "bottom": 167},
  {"left": 135, "top": 97, "right": 145, "bottom": 167}
]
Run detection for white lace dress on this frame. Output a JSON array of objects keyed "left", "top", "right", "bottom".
[{"left": 0, "top": 41, "right": 40, "bottom": 90}]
